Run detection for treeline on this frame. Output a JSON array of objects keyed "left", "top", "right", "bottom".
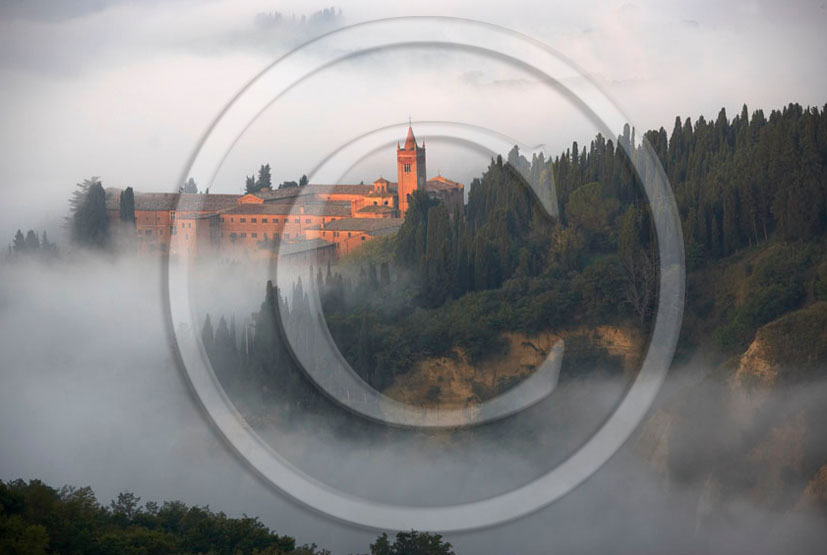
[
  {"left": 244, "top": 164, "right": 309, "bottom": 194},
  {"left": 0, "top": 478, "right": 455, "bottom": 554},
  {"left": 0, "top": 479, "right": 304, "bottom": 554},
  {"left": 549, "top": 102, "right": 827, "bottom": 265},
  {"left": 7, "top": 229, "right": 57, "bottom": 259}
]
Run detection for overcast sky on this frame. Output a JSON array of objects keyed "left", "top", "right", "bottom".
[{"left": 1, "top": 0, "right": 826, "bottom": 243}]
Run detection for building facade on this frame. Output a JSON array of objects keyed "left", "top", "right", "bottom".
[{"left": 106, "top": 125, "right": 464, "bottom": 260}]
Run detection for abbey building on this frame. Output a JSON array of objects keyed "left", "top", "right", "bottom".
[{"left": 105, "top": 126, "right": 463, "bottom": 260}]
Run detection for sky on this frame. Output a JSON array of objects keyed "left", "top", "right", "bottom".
[{"left": 1, "top": 0, "right": 826, "bottom": 244}]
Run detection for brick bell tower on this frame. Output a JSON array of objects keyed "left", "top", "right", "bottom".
[{"left": 397, "top": 123, "right": 426, "bottom": 217}]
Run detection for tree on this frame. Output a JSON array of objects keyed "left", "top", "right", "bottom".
[
  {"left": 257, "top": 164, "right": 272, "bottom": 190},
  {"left": 71, "top": 178, "right": 110, "bottom": 249},
  {"left": 24, "top": 230, "right": 39, "bottom": 251},
  {"left": 119, "top": 186, "right": 135, "bottom": 224},
  {"left": 245, "top": 175, "right": 258, "bottom": 194},
  {"left": 369, "top": 531, "right": 455, "bottom": 555},
  {"left": 40, "top": 231, "right": 57, "bottom": 256},
  {"left": 299, "top": 174, "right": 309, "bottom": 187},
  {"left": 180, "top": 177, "right": 198, "bottom": 193},
  {"left": 201, "top": 314, "right": 214, "bottom": 355},
  {"left": 12, "top": 230, "right": 25, "bottom": 253}
]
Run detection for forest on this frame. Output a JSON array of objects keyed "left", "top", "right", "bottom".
[
  {"left": 0, "top": 479, "right": 453, "bottom": 555},
  {"left": 204, "top": 102, "right": 827, "bottom": 400}
]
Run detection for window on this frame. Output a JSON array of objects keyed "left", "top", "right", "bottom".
[
  {"left": 361, "top": 236, "right": 366, "bottom": 241},
  {"left": 188, "top": 223, "right": 192, "bottom": 229},
  {"left": 240, "top": 218, "right": 246, "bottom": 223},
  {"left": 284, "top": 233, "right": 290, "bottom": 238},
  {"left": 294, "top": 218, "right": 299, "bottom": 223},
  {"left": 347, "top": 232, "right": 352, "bottom": 238},
  {"left": 241, "top": 232, "right": 247, "bottom": 238},
  {"left": 251, "top": 232, "right": 257, "bottom": 238},
  {"left": 231, "top": 218, "right": 234, "bottom": 223},
  {"left": 373, "top": 201, "right": 378, "bottom": 205},
  {"left": 273, "top": 218, "right": 279, "bottom": 223},
  {"left": 251, "top": 218, "right": 257, "bottom": 223},
  {"left": 384, "top": 201, "right": 388, "bottom": 206},
  {"left": 263, "top": 232, "right": 268, "bottom": 239},
  {"left": 262, "top": 218, "right": 268, "bottom": 223},
  {"left": 305, "top": 218, "right": 311, "bottom": 224},
  {"left": 404, "top": 163, "right": 411, "bottom": 173},
  {"left": 181, "top": 223, "right": 185, "bottom": 228},
  {"left": 170, "top": 211, "right": 176, "bottom": 220},
  {"left": 220, "top": 217, "right": 225, "bottom": 223},
  {"left": 145, "top": 229, "right": 152, "bottom": 236}
]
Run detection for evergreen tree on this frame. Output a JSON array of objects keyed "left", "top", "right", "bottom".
[
  {"left": 119, "top": 186, "right": 135, "bottom": 224},
  {"left": 71, "top": 178, "right": 110, "bottom": 249},
  {"left": 201, "top": 314, "right": 214, "bottom": 355},
  {"left": 245, "top": 175, "right": 258, "bottom": 194},
  {"left": 24, "top": 230, "right": 39, "bottom": 251},
  {"left": 257, "top": 164, "right": 272, "bottom": 190},
  {"left": 180, "top": 177, "right": 198, "bottom": 194},
  {"left": 12, "top": 230, "right": 25, "bottom": 253}
]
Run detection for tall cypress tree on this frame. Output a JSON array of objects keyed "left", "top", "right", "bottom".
[{"left": 119, "top": 187, "right": 136, "bottom": 224}]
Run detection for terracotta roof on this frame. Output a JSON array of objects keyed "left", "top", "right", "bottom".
[
  {"left": 425, "top": 176, "right": 463, "bottom": 192},
  {"left": 403, "top": 126, "right": 419, "bottom": 150},
  {"left": 322, "top": 217, "right": 403, "bottom": 232},
  {"left": 304, "top": 184, "right": 375, "bottom": 196},
  {"left": 105, "top": 189, "right": 241, "bottom": 211},
  {"left": 429, "top": 175, "right": 462, "bottom": 187},
  {"left": 279, "top": 239, "right": 336, "bottom": 256}
]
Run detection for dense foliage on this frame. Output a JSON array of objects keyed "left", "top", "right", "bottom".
[
  {"left": 70, "top": 177, "right": 110, "bottom": 249},
  {"left": 0, "top": 479, "right": 302, "bottom": 555},
  {"left": 0, "top": 479, "right": 458, "bottom": 555}
]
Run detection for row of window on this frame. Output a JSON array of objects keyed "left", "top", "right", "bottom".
[
  {"left": 218, "top": 217, "right": 313, "bottom": 224},
  {"left": 226, "top": 232, "right": 290, "bottom": 239}
]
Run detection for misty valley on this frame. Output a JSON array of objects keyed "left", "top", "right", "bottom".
[{"left": 3, "top": 102, "right": 827, "bottom": 553}]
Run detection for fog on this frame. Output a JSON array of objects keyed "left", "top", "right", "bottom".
[{"left": 1, "top": 252, "right": 826, "bottom": 553}]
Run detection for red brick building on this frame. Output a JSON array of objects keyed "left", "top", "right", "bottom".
[{"left": 105, "top": 125, "right": 463, "bottom": 260}]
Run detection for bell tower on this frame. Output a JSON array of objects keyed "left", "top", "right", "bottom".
[{"left": 397, "top": 124, "right": 426, "bottom": 217}]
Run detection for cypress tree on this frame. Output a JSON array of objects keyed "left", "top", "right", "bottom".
[{"left": 119, "top": 187, "right": 136, "bottom": 224}]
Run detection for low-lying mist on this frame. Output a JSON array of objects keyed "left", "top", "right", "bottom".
[{"left": 1, "top": 252, "right": 825, "bottom": 553}]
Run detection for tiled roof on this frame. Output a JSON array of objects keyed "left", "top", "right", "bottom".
[
  {"left": 425, "top": 176, "right": 463, "bottom": 192},
  {"left": 304, "top": 184, "right": 375, "bottom": 196},
  {"left": 322, "top": 217, "right": 403, "bottom": 232},
  {"left": 279, "top": 239, "right": 336, "bottom": 256},
  {"left": 105, "top": 189, "right": 241, "bottom": 211}
]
